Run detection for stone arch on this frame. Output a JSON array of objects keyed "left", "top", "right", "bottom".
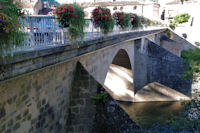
[
  {"left": 104, "top": 49, "right": 135, "bottom": 101},
  {"left": 111, "top": 49, "right": 132, "bottom": 69}
]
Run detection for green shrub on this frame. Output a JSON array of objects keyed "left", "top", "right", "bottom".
[
  {"left": 169, "top": 20, "right": 177, "bottom": 27},
  {"left": 174, "top": 13, "right": 190, "bottom": 24},
  {"left": 166, "top": 98, "right": 200, "bottom": 132},
  {"left": 169, "top": 13, "right": 190, "bottom": 28},
  {"left": 0, "top": 0, "right": 24, "bottom": 57},
  {"left": 181, "top": 48, "right": 200, "bottom": 80},
  {"left": 91, "top": 91, "right": 108, "bottom": 103}
]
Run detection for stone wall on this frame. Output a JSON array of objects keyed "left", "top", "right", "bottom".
[
  {"left": 133, "top": 39, "right": 148, "bottom": 92},
  {"left": 146, "top": 40, "right": 192, "bottom": 95},
  {"left": 66, "top": 63, "right": 98, "bottom": 133},
  {"left": 0, "top": 60, "right": 77, "bottom": 133},
  {"left": 159, "top": 29, "right": 196, "bottom": 57},
  {"left": 131, "top": 38, "right": 192, "bottom": 96},
  {"left": 93, "top": 96, "right": 141, "bottom": 133}
]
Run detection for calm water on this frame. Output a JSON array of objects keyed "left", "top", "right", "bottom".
[{"left": 118, "top": 101, "right": 186, "bottom": 129}]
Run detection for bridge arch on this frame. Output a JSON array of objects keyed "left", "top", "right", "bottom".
[{"left": 104, "top": 49, "right": 135, "bottom": 101}]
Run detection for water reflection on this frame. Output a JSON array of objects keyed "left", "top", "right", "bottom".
[{"left": 118, "top": 101, "right": 185, "bottom": 129}]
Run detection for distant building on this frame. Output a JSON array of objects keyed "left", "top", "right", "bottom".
[
  {"left": 19, "top": 0, "right": 43, "bottom": 14},
  {"left": 79, "top": 1, "right": 159, "bottom": 20},
  {"left": 20, "top": 0, "right": 59, "bottom": 15},
  {"left": 19, "top": 0, "right": 161, "bottom": 19},
  {"left": 159, "top": 0, "right": 200, "bottom": 21}
]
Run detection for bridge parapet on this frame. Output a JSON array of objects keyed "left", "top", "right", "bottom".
[
  {"left": 0, "top": 28, "right": 166, "bottom": 82},
  {"left": 1, "top": 15, "right": 165, "bottom": 57}
]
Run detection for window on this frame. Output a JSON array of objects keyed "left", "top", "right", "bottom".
[
  {"left": 113, "top": 7, "right": 117, "bottom": 10},
  {"left": 133, "top": 6, "right": 137, "bottom": 10}
]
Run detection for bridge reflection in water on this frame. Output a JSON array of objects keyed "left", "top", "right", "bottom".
[{"left": 118, "top": 101, "right": 184, "bottom": 129}]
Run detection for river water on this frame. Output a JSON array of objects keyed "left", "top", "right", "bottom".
[{"left": 118, "top": 101, "right": 185, "bottom": 129}]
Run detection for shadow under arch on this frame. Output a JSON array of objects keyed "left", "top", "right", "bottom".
[
  {"left": 104, "top": 49, "right": 135, "bottom": 102},
  {"left": 112, "top": 49, "right": 132, "bottom": 69}
]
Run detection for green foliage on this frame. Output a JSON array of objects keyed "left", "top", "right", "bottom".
[
  {"left": 181, "top": 48, "right": 200, "bottom": 80},
  {"left": 92, "top": 7, "right": 114, "bottom": 35},
  {"left": 166, "top": 98, "right": 200, "bottom": 132},
  {"left": 91, "top": 91, "right": 108, "bottom": 103},
  {"left": 113, "top": 12, "right": 131, "bottom": 30},
  {"left": 0, "top": 0, "right": 24, "bottom": 57},
  {"left": 169, "top": 13, "right": 190, "bottom": 28},
  {"left": 169, "top": 20, "right": 177, "bottom": 27},
  {"left": 54, "top": 4, "right": 85, "bottom": 43},
  {"left": 167, "top": 31, "right": 171, "bottom": 38},
  {"left": 131, "top": 14, "right": 141, "bottom": 28},
  {"left": 174, "top": 13, "right": 190, "bottom": 24},
  {"left": 140, "top": 16, "right": 146, "bottom": 24}
]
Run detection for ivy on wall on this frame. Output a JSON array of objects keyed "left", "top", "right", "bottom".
[{"left": 181, "top": 48, "right": 200, "bottom": 80}]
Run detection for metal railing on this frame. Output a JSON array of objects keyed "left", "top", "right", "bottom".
[
  {"left": 13, "top": 15, "right": 164, "bottom": 51},
  {"left": 18, "top": 15, "right": 97, "bottom": 49}
]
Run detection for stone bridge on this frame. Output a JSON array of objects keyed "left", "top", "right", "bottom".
[{"left": 0, "top": 28, "right": 194, "bottom": 133}]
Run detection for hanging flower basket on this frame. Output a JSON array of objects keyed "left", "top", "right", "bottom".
[
  {"left": 92, "top": 7, "right": 114, "bottom": 35},
  {"left": 113, "top": 12, "right": 131, "bottom": 30},
  {"left": 140, "top": 16, "right": 147, "bottom": 26},
  {"left": 53, "top": 4, "right": 85, "bottom": 43},
  {"left": 130, "top": 14, "right": 141, "bottom": 29}
]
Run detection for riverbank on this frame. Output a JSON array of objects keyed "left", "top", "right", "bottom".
[{"left": 141, "top": 91, "right": 200, "bottom": 132}]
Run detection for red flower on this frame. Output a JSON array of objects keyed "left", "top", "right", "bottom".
[
  {"left": 101, "top": 15, "right": 106, "bottom": 19},
  {"left": 53, "top": 5, "right": 57, "bottom": 8},
  {"left": 95, "top": 8, "right": 99, "bottom": 12},
  {"left": 72, "top": 14, "right": 78, "bottom": 18},
  {"left": 57, "top": 14, "right": 61, "bottom": 19},
  {"left": 94, "top": 17, "right": 98, "bottom": 21},
  {"left": 101, "top": 9, "right": 106, "bottom": 13},
  {"left": 132, "top": 16, "right": 136, "bottom": 21}
]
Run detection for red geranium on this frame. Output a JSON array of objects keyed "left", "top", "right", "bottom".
[
  {"left": 91, "top": 7, "right": 114, "bottom": 34},
  {"left": 53, "top": 4, "right": 85, "bottom": 43},
  {"left": 113, "top": 12, "right": 131, "bottom": 29},
  {"left": 92, "top": 7, "right": 112, "bottom": 23},
  {"left": 54, "top": 4, "right": 79, "bottom": 27}
]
